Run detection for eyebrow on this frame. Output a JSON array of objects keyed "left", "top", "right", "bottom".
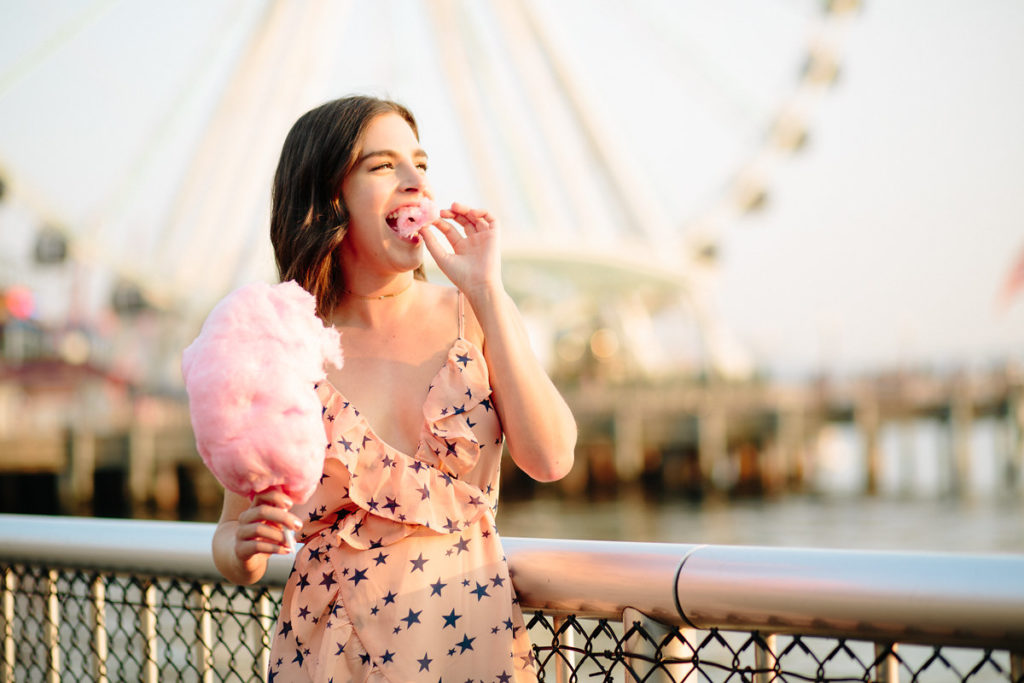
[{"left": 355, "top": 148, "right": 429, "bottom": 166}]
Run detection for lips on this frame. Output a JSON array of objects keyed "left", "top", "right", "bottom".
[{"left": 385, "top": 198, "right": 440, "bottom": 239}]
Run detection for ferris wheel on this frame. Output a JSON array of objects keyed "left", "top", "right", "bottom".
[{"left": 0, "top": 0, "right": 860, "bottom": 385}]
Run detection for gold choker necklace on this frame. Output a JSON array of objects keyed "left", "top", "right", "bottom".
[{"left": 343, "top": 283, "right": 413, "bottom": 300}]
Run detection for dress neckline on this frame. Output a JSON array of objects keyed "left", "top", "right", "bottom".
[{"left": 319, "top": 336, "right": 478, "bottom": 458}]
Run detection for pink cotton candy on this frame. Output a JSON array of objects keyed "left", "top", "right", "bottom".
[
  {"left": 181, "top": 281, "right": 342, "bottom": 504},
  {"left": 392, "top": 198, "right": 441, "bottom": 238}
]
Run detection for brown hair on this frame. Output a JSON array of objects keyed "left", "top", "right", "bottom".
[{"left": 270, "top": 95, "right": 426, "bottom": 317}]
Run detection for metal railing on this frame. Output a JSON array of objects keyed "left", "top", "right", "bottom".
[{"left": 1, "top": 514, "right": 1022, "bottom": 682}]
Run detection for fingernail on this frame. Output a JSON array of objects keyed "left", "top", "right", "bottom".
[{"left": 283, "top": 529, "right": 295, "bottom": 549}]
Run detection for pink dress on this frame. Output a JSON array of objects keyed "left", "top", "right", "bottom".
[{"left": 267, "top": 296, "right": 538, "bottom": 682}]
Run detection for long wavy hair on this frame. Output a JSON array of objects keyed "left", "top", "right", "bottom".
[{"left": 270, "top": 95, "right": 426, "bottom": 318}]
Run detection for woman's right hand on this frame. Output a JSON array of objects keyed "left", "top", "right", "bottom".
[
  {"left": 213, "top": 487, "right": 302, "bottom": 585},
  {"left": 234, "top": 488, "right": 303, "bottom": 562}
]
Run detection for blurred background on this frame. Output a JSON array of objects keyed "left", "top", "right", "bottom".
[{"left": 1, "top": 0, "right": 1022, "bottom": 553}]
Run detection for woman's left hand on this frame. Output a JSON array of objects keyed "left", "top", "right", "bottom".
[{"left": 419, "top": 202, "right": 502, "bottom": 295}]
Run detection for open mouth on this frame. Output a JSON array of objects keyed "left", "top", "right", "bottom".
[{"left": 385, "top": 199, "right": 439, "bottom": 239}]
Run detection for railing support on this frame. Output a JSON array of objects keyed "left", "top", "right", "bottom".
[
  {"left": 2, "top": 566, "right": 14, "bottom": 683},
  {"left": 45, "top": 569, "right": 60, "bottom": 683},
  {"left": 874, "top": 642, "right": 899, "bottom": 683},
  {"left": 754, "top": 632, "right": 777, "bottom": 683},
  {"left": 552, "top": 614, "right": 576, "bottom": 683},
  {"left": 192, "top": 582, "right": 213, "bottom": 683},
  {"left": 140, "top": 580, "right": 158, "bottom": 683},
  {"left": 257, "top": 591, "right": 274, "bottom": 677},
  {"left": 90, "top": 575, "right": 109, "bottom": 683}
]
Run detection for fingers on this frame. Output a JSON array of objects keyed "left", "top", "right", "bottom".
[
  {"left": 236, "top": 491, "right": 302, "bottom": 559},
  {"left": 252, "top": 488, "right": 294, "bottom": 510},
  {"left": 235, "top": 524, "right": 293, "bottom": 559},
  {"left": 419, "top": 222, "right": 450, "bottom": 262},
  {"left": 442, "top": 202, "right": 497, "bottom": 236}
]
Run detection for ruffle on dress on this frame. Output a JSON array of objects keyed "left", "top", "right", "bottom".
[
  {"left": 305, "top": 337, "right": 495, "bottom": 550},
  {"left": 271, "top": 332, "right": 538, "bottom": 682}
]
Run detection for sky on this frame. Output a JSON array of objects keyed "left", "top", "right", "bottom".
[
  {"left": 1, "top": 0, "right": 1022, "bottom": 379},
  {"left": 714, "top": 0, "right": 1024, "bottom": 375}
]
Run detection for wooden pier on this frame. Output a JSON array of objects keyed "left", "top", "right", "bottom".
[
  {"left": 549, "top": 364, "right": 1024, "bottom": 499},
  {"left": 2, "top": 356, "right": 1023, "bottom": 517},
  {"left": 0, "top": 358, "right": 212, "bottom": 517}
]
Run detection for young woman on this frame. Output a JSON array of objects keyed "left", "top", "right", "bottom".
[{"left": 212, "top": 95, "right": 576, "bottom": 681}]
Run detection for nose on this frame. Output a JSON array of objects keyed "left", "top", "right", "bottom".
[{"left": 398, "top": 161, "right": 427, "bottom": 194}]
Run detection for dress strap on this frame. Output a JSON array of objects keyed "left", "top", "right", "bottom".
[{"left": 457, "top": 291, "right": 465, "bottom": 338}]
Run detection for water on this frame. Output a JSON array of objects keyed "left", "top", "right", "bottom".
[
  {"left": 497, "top": 415, "right": 1024, "bottom": 555},
  {"left": 496, "top": 493, "right": 1024, "bottom": 554}
]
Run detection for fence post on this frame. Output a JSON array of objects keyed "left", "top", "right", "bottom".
[
  {"left": 45, "top": 569, "right": 60, "bottom": 683},
  {"left": 258, "top": 591, "right": 275, "bottom": 677},
  {"left": 90, "top": 574, "right": 109, "bottom": 683},
  {"left": 2, "top": 566, "right": 14, "bottom": 683},
  {"left": 552, "top": 614, "right": 576, "bottom": 683},
  {"left": 140, "top": 580, "right": 158, "bottom": 683},
  {"left": 1010, "top": 650, "right": 1022, "bottom": 683},
  {"left": 754, "top": 632, "right": 777, "bottom": 683},
  {"left": 193, "top": 583, "right": 213, "bottom": 683},
  {"left": 622, "top": 606, "right": 693, "bottom": 682},
  {"left": 874, "top": 642, "right": 899, "bottom": 683}
]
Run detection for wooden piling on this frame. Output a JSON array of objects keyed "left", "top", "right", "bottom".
[
  {"left": 949, "top": 374, "right": 973, "bottom": 497},
  {"left": 697, "top": 397, "right": 727, "bottom": 492},
  {"left": 614, "top": 405, "right": 644, "bottom": 482},
  {"left": 856, "top": 394, "right": 881, "bottom": 496}
]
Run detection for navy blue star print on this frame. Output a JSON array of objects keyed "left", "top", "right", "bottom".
[
  {"left": 456, "top": 634, "right": 475, "bottom": 653},
  {"left": 409, "top": 553, "right": 428, "bottom": 572},
  {"left": 442, "top": 609, "right": 462, "bottom": 629},
  {"left": 266, "top": 325, "right": 537, "bottom": 681},
  {"left": 470, "top": 582, "right": 490, "bottom": 601},
  {"left": 400, "top": 609, "right": 422, "bottom": 628}
]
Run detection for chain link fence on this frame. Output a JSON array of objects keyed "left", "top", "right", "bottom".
[
  {"left": 527, "top": 612, "right": 1021, "bottom": 682},
  {"left": 3, "top": 562, "right": 1021, "bottom": 682}
]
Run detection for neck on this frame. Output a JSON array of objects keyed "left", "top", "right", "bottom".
[
  {"left": 332, "top": 276, "right": 418, "bottom": 327},
  {"left": 342, "top": 273, "right": 415, "bottom": 299},
  {"left": 343, "top": 282, "right": 413, "bottom": 300}
]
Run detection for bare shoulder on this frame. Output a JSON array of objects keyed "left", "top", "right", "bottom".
[
  {"left": 414, "top": 280, "right": 457, "bottom": 321},
  {"left": 416, "top": 281, "right": 484, "bottom": 347},
  {"left": 458, "top": 290, "right": 486, "bottom": 349}
]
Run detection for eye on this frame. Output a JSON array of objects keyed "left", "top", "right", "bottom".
[
  {"left": 370, "top": 161, "right": 394, "bottom": 172},
  {"left": 416, "top": 162, "right": 429, "bottom": 172}
]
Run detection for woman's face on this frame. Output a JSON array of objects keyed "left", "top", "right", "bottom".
[{"left": 339, "top": 112, "right": 433, "bottom": 276}]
